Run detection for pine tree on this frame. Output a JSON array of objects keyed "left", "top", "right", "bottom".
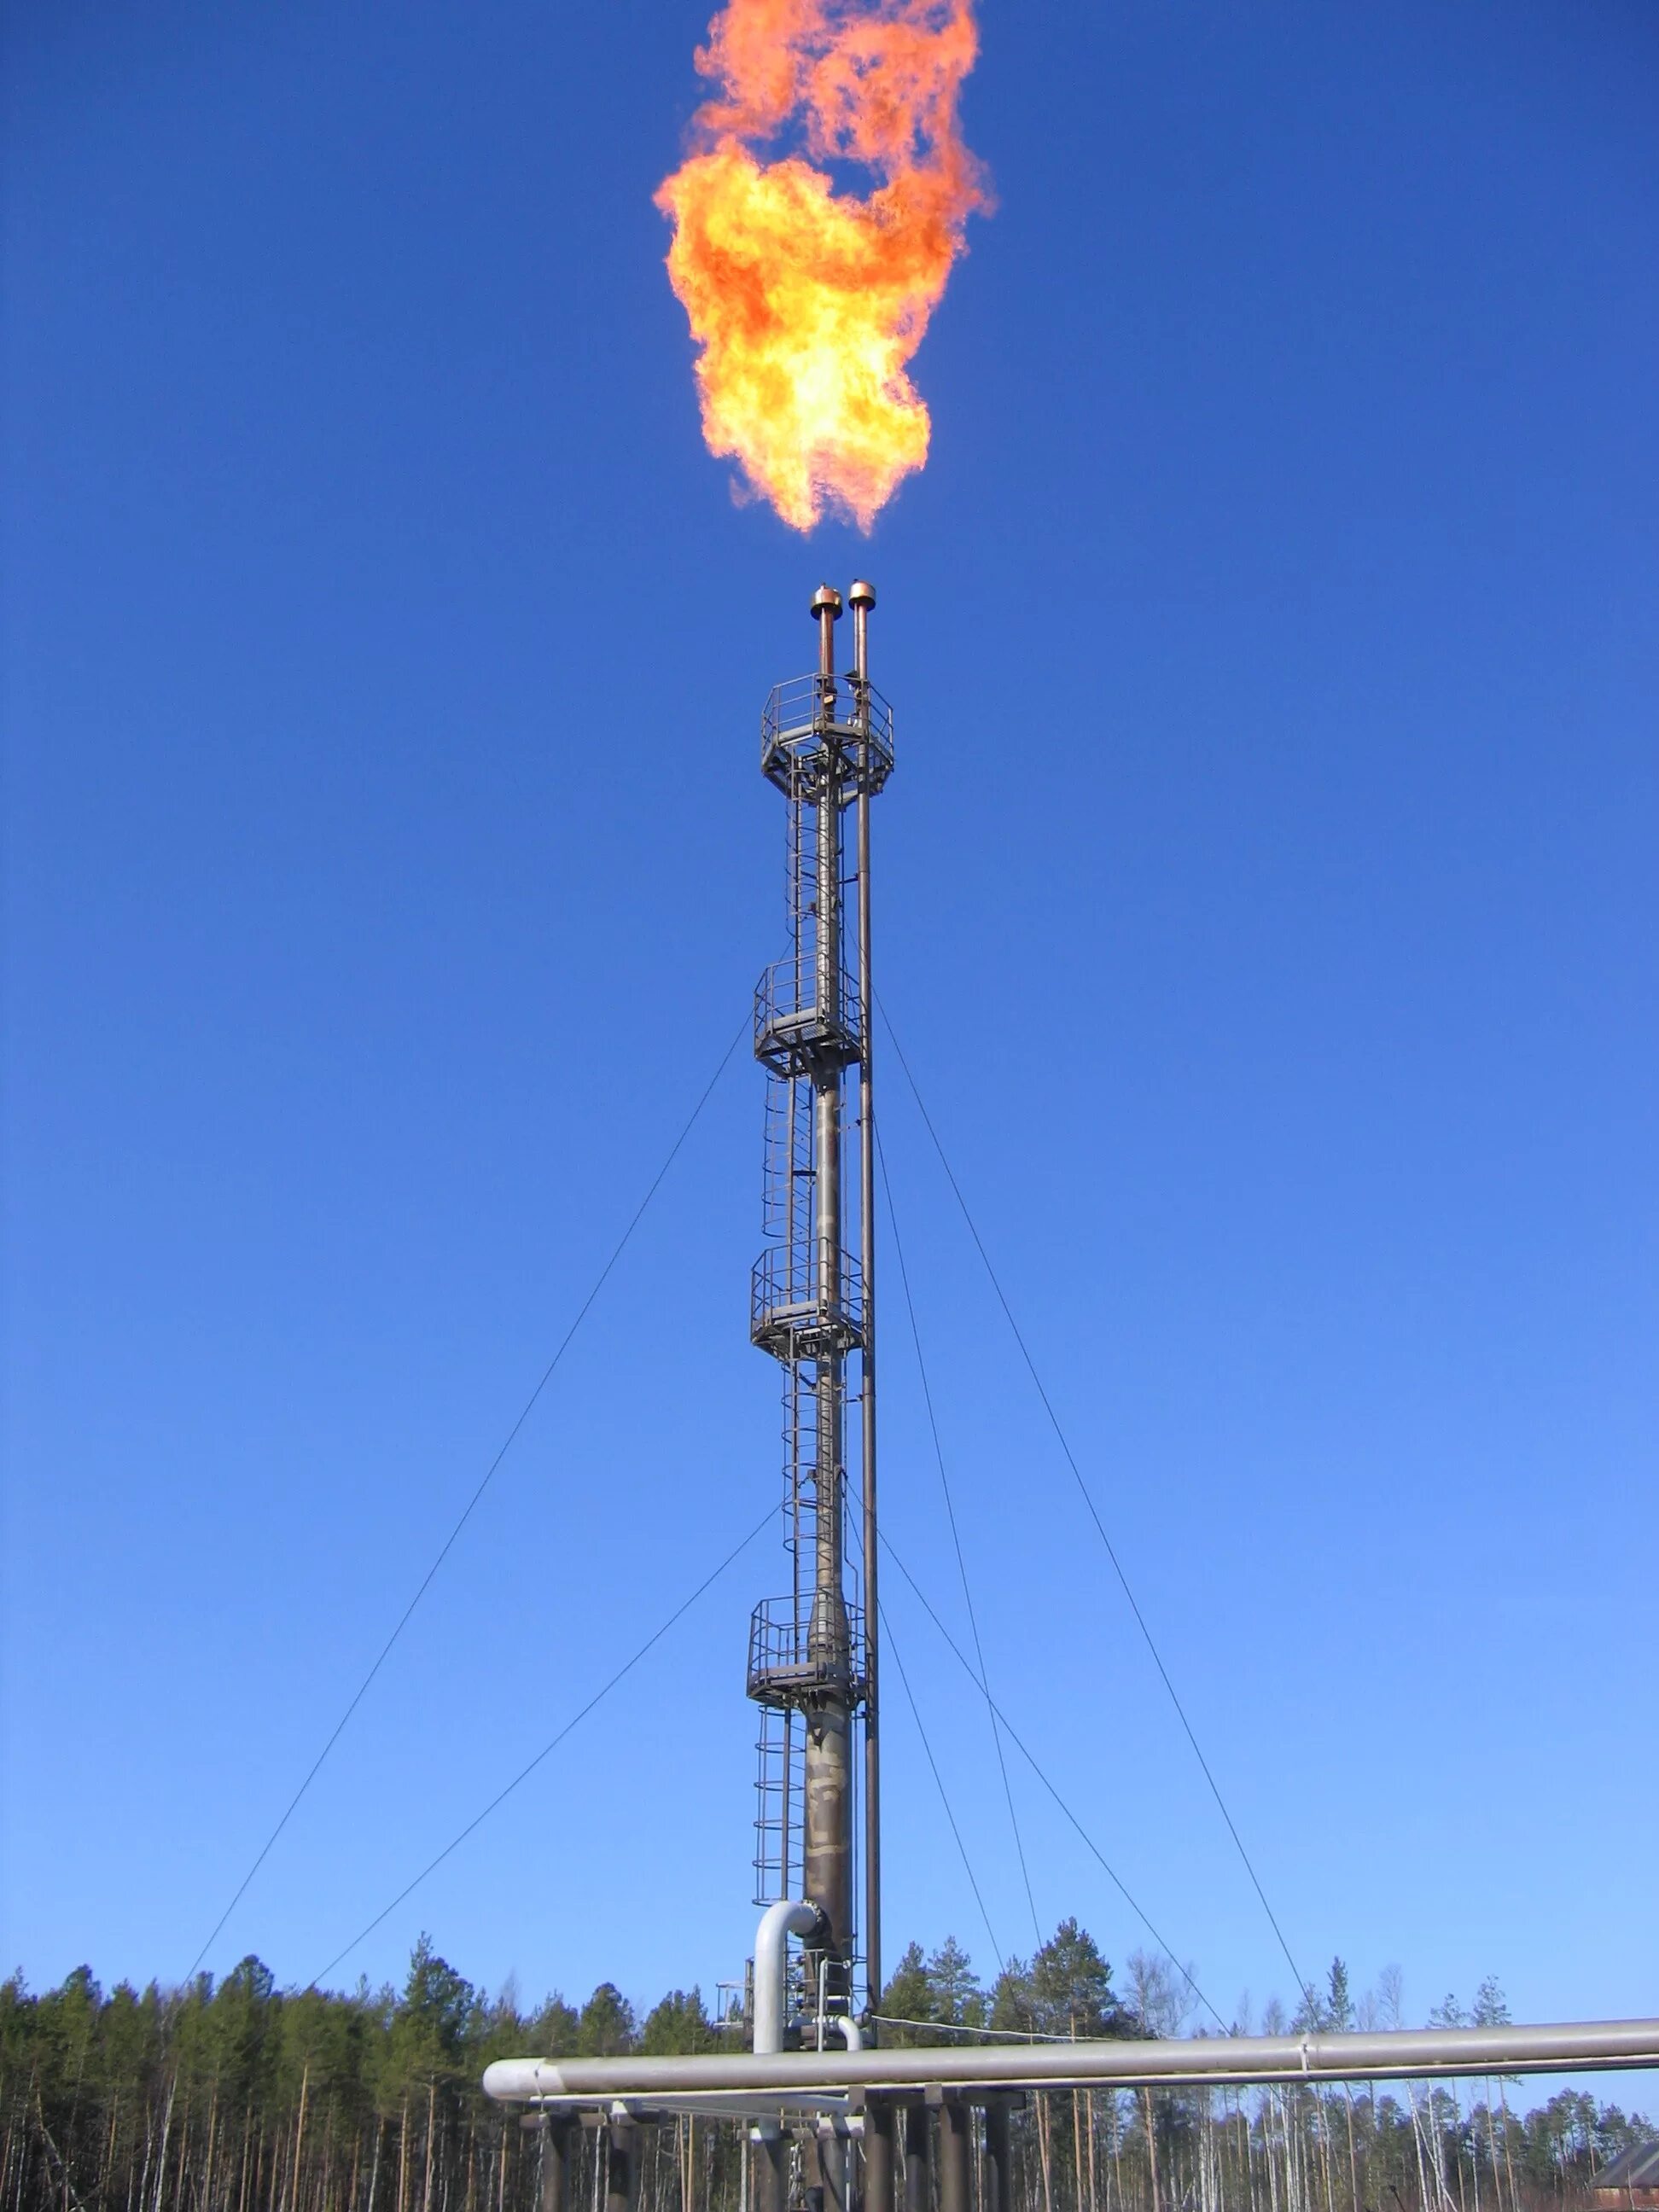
[
  {"left": 878, "top": 1943, "right": 936, "bottom": 2043},
  {"left": 1032, "top": 1922, "right": 1126, "bottom": 2040},
  {"left": 924, "top": 1938, "right": 983, "bottom": 2028},
  {"left": 576, "top": 1984, "right": 637, "bottom": 2057},
  {"left": 641, "top": 1989, "right": 714, "bottom": 2055}
]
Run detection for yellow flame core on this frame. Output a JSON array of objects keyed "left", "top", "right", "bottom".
[{"left": 655, "top": 1, "right": 988, "bottom": 533}]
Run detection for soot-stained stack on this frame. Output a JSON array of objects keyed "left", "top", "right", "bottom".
[{"left": 747, "top": 582, "right": 891, "bottom": 2032}]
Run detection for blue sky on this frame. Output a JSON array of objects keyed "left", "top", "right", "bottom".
[{"left": 3, "top": 0, "right": 1656, "bottom": 2055}]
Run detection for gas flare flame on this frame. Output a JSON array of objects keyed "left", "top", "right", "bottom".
[{"left": 655, "top": 0, "right": 989, "bottom": 533}]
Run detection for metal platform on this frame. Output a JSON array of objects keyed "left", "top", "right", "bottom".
[
  {"left": 748, "top": 1595, "right": 869, "bottom": 1710},
  {"left": 760, "top": 673, "right": 894, "bottom": 800},
  {"left": 754, "top": 950, "right": 864, "bottom": 1077},
  {"left": 750, "top": 1245, "right": 865, "bottom": 1361}
]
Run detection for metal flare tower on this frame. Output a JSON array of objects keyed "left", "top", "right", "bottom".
[{"left": 746, "top": 581, "right": 893, "bottom": 2030}]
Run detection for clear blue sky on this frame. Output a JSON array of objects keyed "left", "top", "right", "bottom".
[{"left": 3, "top": 0, "right": 1656, "bottom": 2052}]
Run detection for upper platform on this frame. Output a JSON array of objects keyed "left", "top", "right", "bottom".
[{"left": 760, "top": 673, "right": 894, "bottom": 800}]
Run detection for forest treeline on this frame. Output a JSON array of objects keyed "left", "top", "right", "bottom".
[{"left": 2, "top": 1928, "right": 1650, "bottom": 2212}]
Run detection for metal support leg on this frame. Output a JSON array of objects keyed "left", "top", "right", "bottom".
[
  {"left": 864, "top": 2103, "right": 896, "bottom": 2212},
  {"left": 755, "top": 2133, "right": 790, "bottom": 2212},
  {"left": 937, "top": 2104, "right": 969, "bottom": 2212},
  {"left": 540, "top": 2119, "right": 575, "bottom": 2212},
  {"left": 903, "top": 2107, "right": 929, "bottom": 2212},
  {"left": 983, "top": 2104, "right": 1012, "bottom": 2212},
  {"left": 817, "top": 2128, "right": 848, "bottom": 2212},
  {"left": 606, "top": 2122, "right": 640, "bottom": 2212}
]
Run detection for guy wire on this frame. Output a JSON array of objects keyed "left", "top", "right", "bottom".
[
  {"left": 880, "top": 1529, "right": 1225, "bottom": 2032},
  {"left": 876, "top": 1121, "right": 1041, "bottom": 1954},
  {"left": 188, "top": 1015, "right": 748, "bottom": 1980},
  {"left": 877, "top": 999, "right": 1311, "bottom": 2009},
  {"left": 306, "top": 1505, "right": 775, "bottom": 1988}
]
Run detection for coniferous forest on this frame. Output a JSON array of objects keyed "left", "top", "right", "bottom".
[{"left": 3, "top": 1931, "right": 1650, "bottom": 2212}]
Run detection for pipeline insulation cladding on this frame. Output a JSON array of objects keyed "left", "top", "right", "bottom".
[{"left": 655, "top": 0, "right": 990, "bottom": 533}]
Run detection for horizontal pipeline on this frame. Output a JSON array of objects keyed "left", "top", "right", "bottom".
[{"left": 484, "top": 2018, "right": 1659, "bottom": 2104}]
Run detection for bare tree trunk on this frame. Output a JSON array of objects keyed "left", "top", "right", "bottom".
[
  {"left": 137, "top": 2106, "right": 155, "bottom": 2212},
  {"left": 1486, "top": 2087, "right": 1512, "bottom": 2212},
  {"left": 104, "top": 2098, "right": 123, "bottom": 2208},
  {"left": 201, "top": 2087, "right": 220, "bottom": 2212},
  {"left": 153, "top": 2081, "right": 181, "bottom": 2212},
  {"left": 1287, "top": 2092, "right": 1304, "bottom": 2212},
  {"left": 288, "top": 2069, "right": 310, "bottom": 2212},
  {"left": 169, "top": 2096, "right": 191, "bottom": 2212},
  {"left": 1497, "top": 2088, "right": 1520, "bottom": 2212},
  {"left": 276, "top": 2119, "right": 294, "bottom": 2212}
]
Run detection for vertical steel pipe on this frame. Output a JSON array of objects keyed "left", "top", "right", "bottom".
[
  {"left": 938, "top": 2103, "right": 970, "bottom": 2212},
  {"left": 538, "top": 2118, "right": 574, "bottom": 2212},
  {"left": 605, "top": 2123, "right": 639, "bottom": 2212},
  {"left": 848, "top": 578, "right": 881, "bottom": 2023},
  {"left": 864, "top": 2101, "right": 896, "bottom": 2212},
  {"left": 903, "top": 2107, "right": 930, "bottom": 2212},
  {"left": 984, "top": 2103, "right": 1013, "bottom": 2212},
  {"left": 804, "top": 584, "right": 853, "bottom": 1990},
  {"left": 817, "top": 2127, "right": 849, "bottom": 2212},
  {"left": 754, "top": 2133, "right": 789, "bottom": 2212}
]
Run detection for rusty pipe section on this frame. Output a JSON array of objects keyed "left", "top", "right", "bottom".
[
  {"left": 483, "top": 2019, "right": 1659, "bottom": 2104},
  {"left": 812, "top": 582, "right": 841, "bottom": 688}
]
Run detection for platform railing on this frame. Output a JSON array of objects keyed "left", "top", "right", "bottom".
[
  {"left": 754, "top": 950, "right": 864, "bottom": 1073},
  {"left": 760, "top": 673, "right": 894, "bottom": 795},
  {"left": 750, "top": 1243, "right": 865, "bottom": 1358},
  {"left": 748, "top": 1595, "right": 869, "bottom": 1708}
]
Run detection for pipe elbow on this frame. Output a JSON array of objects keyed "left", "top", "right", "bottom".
[
  {"left": 754, "top": 1899, "right": 826, "bottom": 2058},
  {"left": 758, "top": 1898, "right": 823, "bottom": 1948}
]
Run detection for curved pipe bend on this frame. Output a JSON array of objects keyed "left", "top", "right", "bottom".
[{"left": 754, "top": 1900, "right": 824, "bottom": 2059}]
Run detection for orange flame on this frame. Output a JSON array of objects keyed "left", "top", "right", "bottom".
[{"left": 655, "top": 0, "right": 989, "bottom": 533}]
